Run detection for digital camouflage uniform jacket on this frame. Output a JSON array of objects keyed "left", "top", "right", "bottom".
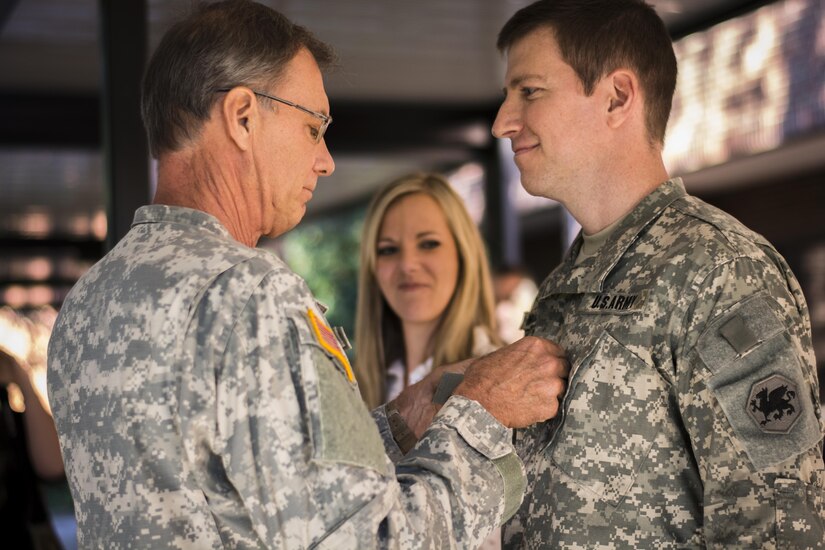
[
  {"left": 504, "top": 179, "right": 825, "bottom": 548},
  {"left": 48, "top": 205, "right": 525, "bottom": 549}
]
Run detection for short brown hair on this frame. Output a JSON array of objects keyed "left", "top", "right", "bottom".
[
  {"left": 498, "top": 0, "right": 677, "bottom": 145},
  {"left": 141, "top": 0, "right": 335, "bottom": 158}
]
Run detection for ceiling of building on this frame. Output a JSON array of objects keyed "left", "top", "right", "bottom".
[
  {"left": 1, "top": 0, "right": 760, "bottom": 98},
  {"left": 0, "top": 0, "right": 766, "bottom": 223}
]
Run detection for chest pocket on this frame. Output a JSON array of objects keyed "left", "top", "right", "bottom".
[
  {"left": 289, "top": 315, "right": 390, "bottom": 476},
  {"left": 549, "top": 330, "right": 669, "bottom": 507}
]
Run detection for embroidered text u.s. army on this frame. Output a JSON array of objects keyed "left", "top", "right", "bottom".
[{"left": 583, "top": 291, "right": 646, "bottom": 314}]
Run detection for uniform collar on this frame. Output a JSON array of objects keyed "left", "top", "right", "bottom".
[
  {"left": 131, "top": 205, "right": 232, "bottom": 239},
  {"left": 542, "top": 178, "right": 686, "bottom": 296}
]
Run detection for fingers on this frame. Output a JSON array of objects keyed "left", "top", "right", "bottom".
[
  {"left": 506, "top": 355, "right": 567, "bottom": 427},
  {"left": 521, "top": 335, "right": 566, "bottom": 358},
  {"left": 515, "top": 371, "right": 566, "bottom": 426},
  {"left": 548, "top": 373, "right": 567, "bottom": 400},
  {"left": 451, "top": 338, "right": 570, "bottom": 429}
]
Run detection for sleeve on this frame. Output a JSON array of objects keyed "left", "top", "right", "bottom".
[
  {"left": 213, "top": 272, "right": 526, "bottom": 549},
  {"left": 371, "top": 404, "right": 405, "bottom": 463},
  {"left": 675, "top": 255, "right": 825, "bottom": 547}
]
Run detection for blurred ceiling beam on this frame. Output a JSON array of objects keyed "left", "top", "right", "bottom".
[{"left": 0, "top": 93, "right": 495, "bottom": 154}]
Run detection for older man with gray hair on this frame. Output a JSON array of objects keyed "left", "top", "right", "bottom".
[{"left": 47, "top": 1, "right": 568, "bottom": 548}]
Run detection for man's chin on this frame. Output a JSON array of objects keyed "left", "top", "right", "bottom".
[
  {"left": 266, "top": 211, "right": 306, "bottom": 239},
  {"left": 520, "top": 177, "right": 544, "bottom": 197}
]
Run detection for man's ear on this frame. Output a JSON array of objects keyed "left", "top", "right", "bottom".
[
  {"left": 220, "top": 87, "right": 257, "bottom": 151},
  {"left": 604, "top": 69, "right": 638, "bottom": 130}
]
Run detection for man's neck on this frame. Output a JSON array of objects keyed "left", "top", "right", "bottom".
[
  {"left": 570, "top": 154, "right": 669, "bottom": 235},
  {"left": 153, "top": 150, "right": 260, "bottom": 248}
]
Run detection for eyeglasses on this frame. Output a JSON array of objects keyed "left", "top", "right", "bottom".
[{"left": 215, "top": 87, "right": 332, "bottom": 143}]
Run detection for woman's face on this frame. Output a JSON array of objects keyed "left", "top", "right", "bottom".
[{"left": 375, "top": 193, "right": 460, "bottom": 330}]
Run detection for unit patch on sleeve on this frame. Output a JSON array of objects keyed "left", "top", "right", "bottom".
[
  {"left": 747, "top": 374, "right": 800, "bottom": 433},
  {"left": 307, "top": 308, "right": 355, "bottom": 383}
]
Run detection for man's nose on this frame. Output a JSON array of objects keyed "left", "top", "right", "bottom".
[
  {"left": 492, "top": 98, "right": 522, "bottom": 139},
  {"left": 315, "top": 139, "right": 335, "bottom": 176}
]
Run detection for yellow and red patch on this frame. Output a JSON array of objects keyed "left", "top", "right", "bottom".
[{"left": 307, "top": 308, "right": 355, "bottom": 383}]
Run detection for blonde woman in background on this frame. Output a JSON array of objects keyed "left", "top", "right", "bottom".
[
  {"left": 355, "top": 172, "right": 504, "bottom": 549},
  {"left": 355, "top": 172, "right": 502, "bottom": 408}
]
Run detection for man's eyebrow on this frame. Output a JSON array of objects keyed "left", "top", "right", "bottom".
[{"left": 505, "top": 74, "right": 544, "bottom": 89}]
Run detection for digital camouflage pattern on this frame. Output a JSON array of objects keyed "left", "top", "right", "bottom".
[
  {"left": 505, "top": 179, "right": 825, "bottom": 548},
  {"left": 47, "top": 205, "right": 524, "bottom": 549}
]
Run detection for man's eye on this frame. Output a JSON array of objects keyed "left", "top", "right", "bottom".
[
  {"left": 377, "top": 246, "right": 398, "bottom": 256},
  {"left": 521, "top": 87, "right": 538, "bottom": 97},
  {"left": 309, "top": 126, "right": 320, "bottom": 140},
  {"left": 419, "top": 240, "right": 441, "bottom": 250}
]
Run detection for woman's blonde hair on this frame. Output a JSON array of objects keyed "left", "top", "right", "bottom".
[{"left": 354, "top": 172, "right": 500, "bottom": 408}]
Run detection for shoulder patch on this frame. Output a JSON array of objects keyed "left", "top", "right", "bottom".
[
  {"left": 307, "top": 308, "right": 355, "bottom": 383},
  {"left": 699, "top": 294, "right": 822, "bottom": 469},
  {"left": 747, "top": 374, "right": 800, "bottom": 433}
]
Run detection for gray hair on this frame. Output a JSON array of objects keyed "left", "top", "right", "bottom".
[{"left": 141, "top": 0, "right": 335, "bottom": 158}]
